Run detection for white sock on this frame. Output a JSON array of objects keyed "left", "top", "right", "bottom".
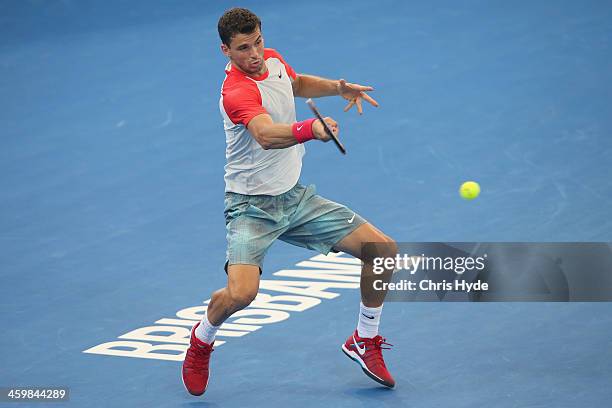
[
  {"left": 194, "top": 313, "right": 220, "bottom": 345},
  {"left": 357, "top": 302, "right": 383, "bottom": 338}
]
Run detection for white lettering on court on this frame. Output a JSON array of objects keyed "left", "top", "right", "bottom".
[{"left": 83, "top": 252, "right": 361, "bottom": 361}]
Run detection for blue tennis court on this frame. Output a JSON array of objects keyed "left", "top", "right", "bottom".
[{"left": 1, "top": 0, "right": 612, "bottom": 406}]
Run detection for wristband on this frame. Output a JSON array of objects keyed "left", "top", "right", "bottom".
[{"left": 291, "top": 118, "right": 317, "bottom": 143}]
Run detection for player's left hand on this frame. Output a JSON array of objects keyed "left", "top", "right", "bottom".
[{"left": 337, "top": 79, "right": 379, "bottom": 115}]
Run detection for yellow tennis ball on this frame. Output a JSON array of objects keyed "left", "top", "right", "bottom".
[{"left": 460, "top": 181, "right": 480, "bottom": 200}]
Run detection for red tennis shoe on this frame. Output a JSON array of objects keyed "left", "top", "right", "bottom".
[
  {"left": 341, "top": 330, "right": 395, "bottom": 388},
  {"left": 182, "top": 323, "right": 214, "bottom": 396}
]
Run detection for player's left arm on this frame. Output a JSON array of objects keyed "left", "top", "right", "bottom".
[{"left": 292, "top": 74, "right": 379, "bottom": 114}]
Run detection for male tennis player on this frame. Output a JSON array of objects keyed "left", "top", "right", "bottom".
[{"left": 182, "top": 7, "right": 398, "bottom": 396}]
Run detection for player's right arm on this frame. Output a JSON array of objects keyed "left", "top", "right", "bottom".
[
  {"left": 247, "top": 113, "right": 337, "bottom": 149},
  {"left": 222, "top": 78, "right": 337, "bottom": 150}
]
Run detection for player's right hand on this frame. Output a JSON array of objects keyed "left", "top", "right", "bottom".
[{"left": 312, "top": 117, "right": 339, "bottom": 142}]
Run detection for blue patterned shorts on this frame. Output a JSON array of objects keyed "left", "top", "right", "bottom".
[{"left": 224, "top": 183, "right": 366, "bottom": 272}]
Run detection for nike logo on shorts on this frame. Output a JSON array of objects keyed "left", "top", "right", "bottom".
[{"left": 348, "top": 214, "right": 356, "bottom": 223}]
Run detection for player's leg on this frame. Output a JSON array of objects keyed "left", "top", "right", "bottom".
[
  {"left": 203, "top": 191, "right": 284, "bottom": 334},
  {"left": 278, "top": 184, "right": 397, "bottom": 387},
  {"left": 332, "top": 222, "right": 397, "bottom": 307},
  {"left": 206, "top": 264, "right": 260, "bottom": 326},
  {"left": 183, "top": 191, "right": 288, "bottom": 396},
  {"left": 278, "top": 184, "right": 397, "bottom": 306},
  {"left": 182, "top": 264, "right": 260, "bottom": 397},
  {"left": 333, "top": 223, "right": 397, "bottom": 387}
]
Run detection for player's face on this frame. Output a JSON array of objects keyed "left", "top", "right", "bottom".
[{"left": 222, "top": 28, "right": 266, "bottom": 76}]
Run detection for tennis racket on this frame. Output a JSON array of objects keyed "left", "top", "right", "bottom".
[{"left": 306, "top": 98, "right": 346, "bottom": 155}]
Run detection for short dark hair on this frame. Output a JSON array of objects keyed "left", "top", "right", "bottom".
[{"left": 218, "top": 8, "right": 262, "bottom": 47}]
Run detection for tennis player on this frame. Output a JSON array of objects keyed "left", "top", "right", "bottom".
[{"left": 182, "top": 7, "right": 398, "bottom": 396}]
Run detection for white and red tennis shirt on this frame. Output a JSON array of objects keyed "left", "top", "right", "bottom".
[{"left": 219, "top": 48, "right": 305, "bottom": 195}]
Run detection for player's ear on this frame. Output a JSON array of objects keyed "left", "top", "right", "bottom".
[{"left": 221, "top": 43, "right": 230, "bottom": 57}]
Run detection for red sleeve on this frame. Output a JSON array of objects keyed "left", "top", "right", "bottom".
[
  {"left": 264, "top": 48, "right": 297, "bottom": 80},
  {"left": 222, "top": 80, "right": 268, "bottom": 126}
]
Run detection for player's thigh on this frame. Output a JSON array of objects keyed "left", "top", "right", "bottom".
[
  {"left": 279, "top": 188, "right": 366, "bottom": 255},
  {"left": 225, "top": 192, "right": 287, "bottom": 272},
  {"left": 333, "top": 222, "right": 397, "bottom": 260}
]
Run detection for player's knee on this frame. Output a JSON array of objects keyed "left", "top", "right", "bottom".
[
  {"left": 382, "top": 237, "right": 398, "bottom": 259},
  {"left": 228, "top": 288, "right": 257, "bottom": 311},
  {"left": 358, "top": 234, "right": 397, "bottom": 264},
  {"left": 370, "top": 234, "right": 397, "bottom": 259},
  {"left": 208, "top": 288, "right": 224, "bottom": 308}
]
